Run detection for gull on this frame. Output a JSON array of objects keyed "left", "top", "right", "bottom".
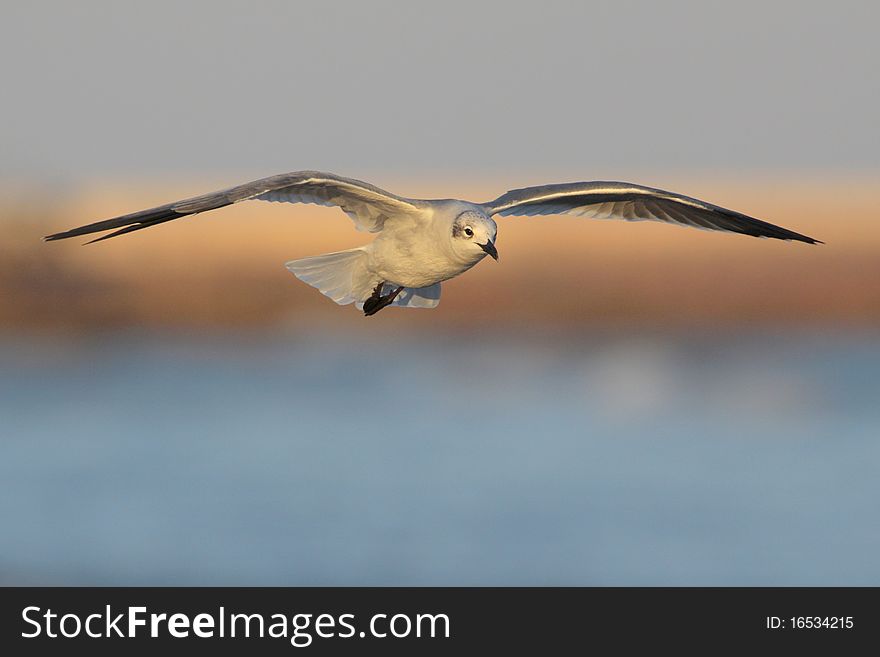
[{"left": 45, "top": 171, "right": 821, "bottom": 316}]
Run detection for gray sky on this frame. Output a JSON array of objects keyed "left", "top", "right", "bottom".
[{"left": 2, "top": 0, "right": 878, "bottom": 181}]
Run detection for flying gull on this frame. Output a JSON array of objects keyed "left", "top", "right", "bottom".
[{"left": 45, "top": 171, "right": 821, "bottom": 315}]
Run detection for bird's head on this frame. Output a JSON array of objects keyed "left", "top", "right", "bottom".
[{"left": 450, "top": 210, "right": 498, "bottom": 263}]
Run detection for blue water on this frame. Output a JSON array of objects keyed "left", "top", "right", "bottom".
[{"left": 1, "top": 330, "right": 878, "bottom": 585}]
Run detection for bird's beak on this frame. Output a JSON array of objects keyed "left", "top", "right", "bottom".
[{"left": 479, "top": 240, "right": 499, "bottom": 261}]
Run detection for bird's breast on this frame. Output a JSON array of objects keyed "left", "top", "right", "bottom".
[{"left": 369, "top": 235, "right": 476, "bottom": 288}]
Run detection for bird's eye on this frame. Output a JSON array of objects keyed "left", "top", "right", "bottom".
[{"left": 464, "top": 226, "right": 474, "bottom": 237}]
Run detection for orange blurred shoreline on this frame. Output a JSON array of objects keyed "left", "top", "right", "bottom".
[{"left": 1, "top": 175, "right": 878, "bottom": 333}]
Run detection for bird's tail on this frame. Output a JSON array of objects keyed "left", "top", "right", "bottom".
[
  {"left": 285, "top": 248, "right": 376, "bottom": 306},
  {"left": 285, "top": 248, "right": 442, "bottom": 310}
]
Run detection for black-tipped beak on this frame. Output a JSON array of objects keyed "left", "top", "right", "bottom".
[{"left": 479, "top": 240, "right": 499, "bottom": 261}]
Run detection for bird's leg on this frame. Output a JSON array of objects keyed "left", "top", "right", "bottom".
[
  {"left": 363, "top": 282, "right": 386, "bottom": 315},
  {"left": 363, "top": 282, "right": 404, "bottom": 316}
]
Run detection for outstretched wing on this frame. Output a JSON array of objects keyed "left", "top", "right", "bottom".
[
  {"left": 482, "top": 181, "right": 820, "bottom": 244},
  {"left": 44, "top": 171, "right": 425, "bottom": 243}
]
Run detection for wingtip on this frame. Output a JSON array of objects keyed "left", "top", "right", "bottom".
[
  {"left": 782, "top": 230, "right": 822, "bottom": 245},
  {"left": 43, "top": 231, "right": 101, "bottom": 244}
]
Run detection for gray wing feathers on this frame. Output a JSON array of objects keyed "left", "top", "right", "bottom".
[
  {"left": 44, "top": 171, "right": 422, "bottom": 242},
  {"left": 483, "top": 181, "right": 821, "bottom": 244},
  {"left": 251, "top": 172, "right": 421, "bottom": 233}
]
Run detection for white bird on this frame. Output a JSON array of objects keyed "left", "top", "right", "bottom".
[{"left": 45, "top": 171, "right": 820, "bottom": 316}]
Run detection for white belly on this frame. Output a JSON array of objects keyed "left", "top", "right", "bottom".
[{"left": 369, "top": 232, "right": 480, "bottom": 288}]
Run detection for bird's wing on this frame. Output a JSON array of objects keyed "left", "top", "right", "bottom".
[
  {"left": 482, "top": 181, "right": 820, "bottom": 244},
  {"left": 45, "top": 171, "right": 425, "bottom": 243}
]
